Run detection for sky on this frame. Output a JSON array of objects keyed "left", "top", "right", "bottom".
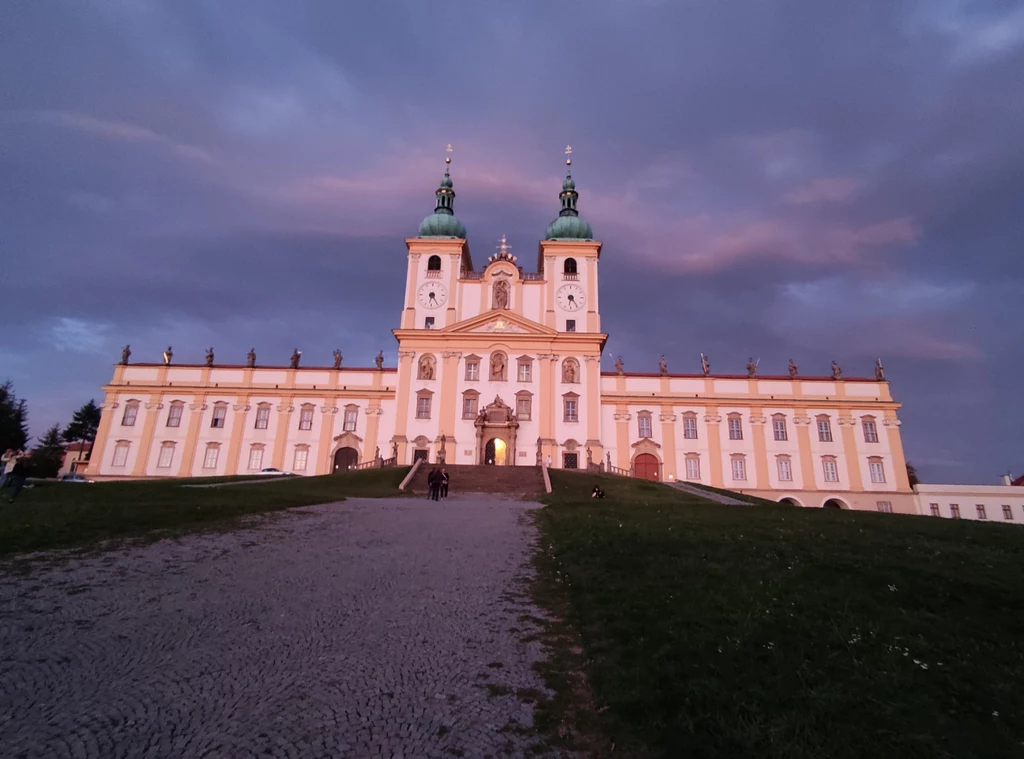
[{"left": 1, "top": 0, "right": 1022, "bottom": 484}]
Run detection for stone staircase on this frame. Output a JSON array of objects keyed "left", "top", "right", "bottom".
[{"left": 406, "top": 464, "right": 546, "bottom": 497}]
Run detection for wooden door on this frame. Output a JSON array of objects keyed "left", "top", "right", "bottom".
[{"left": 634, "top": 453, "right": 660, "bottom": 481}]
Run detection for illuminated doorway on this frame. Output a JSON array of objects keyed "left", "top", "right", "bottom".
[{"left": 484, "top": 438, "right": 507, "bottom": 466}]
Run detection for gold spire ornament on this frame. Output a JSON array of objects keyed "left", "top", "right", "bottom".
[
  {"left": 445, "top": 143, "right": 453, "bottom": 168},
  {"left": 564, "top": 144, "right": 572, "bottom": 167}
]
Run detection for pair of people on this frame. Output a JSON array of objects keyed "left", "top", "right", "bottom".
[
  {"left": 1, "top": 457, "right": 28, "bottom": 503},
  {"left": 591, "top": 485, "right": 606, "bottom": 499},
  {"left": 427, "top": 467, "right": 450, "bottom": 501}
]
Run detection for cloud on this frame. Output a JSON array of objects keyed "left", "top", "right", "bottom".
[
  {"left": 45, "top": 318, "right": 111, "bottom": 354},
  {"left": 782, "top": 177, "right": 862, "bottom": 205}
]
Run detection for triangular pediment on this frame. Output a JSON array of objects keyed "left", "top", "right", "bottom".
[{"left": 443, "top": 310, "right": 557, "bottom": 336}]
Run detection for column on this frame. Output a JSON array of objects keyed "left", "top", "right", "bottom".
[
  {"left": 401, "top": 253, "right": 420, "bottom": 329},
  {"left": 438, "top": 351, "right": 462, "bottom": 437},
  {"left": 130, "top": 394, "right": 163, "bottom": 477},
  {"left": 87, "top": 393, "right": 120, "bottom": 476},
  {"left": 584, "top": 355, "right": 603, "bottom": 463},
  {"left": 317, "top": 404, "right": 339, "bottom": 474},
  {"left": 392, "top": 350, "right": 416, "bottom": 462},
  {"left": 793, "top": 410, "right": 816, "bottom": 491},
  {"left": 178, "top": 397, "right": 208, "bottom": 477},
  {"left": 704, "top": 407, "right": 723, "bottom": 487},
  {"left": 271, "top": 400, "right": 294, "bottom": 470},
  {"left": 543, "top": 255, "right": 556, "bottom": 329},
  {"left": 614, "top": 407, "right": 631, "bottom": 470},
  {"left": 884, "top": 413, "right": 911, "bottom": 491},
  {"left": 838, "top": 416, "right": 864, "bottom": 491},
  {"left": 539, "top": 353, "right": 558, "bottom": 462},
  {"left": 659, "top": 410, "right": 678, "bottom": 480},
  {"left": 225, "top": 401, "right": 251, "bottom": 475},
  {"left": 749, "top": 408, "right": 770, "bottom": 489},
  {"left": 363, "top": 403, "right": 384, "bottom": 465}
]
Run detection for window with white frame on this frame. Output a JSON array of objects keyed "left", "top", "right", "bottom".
[
  {"left": 166, "top": 404, "right": 183, "bottom": 428},
  {"left": 211, "top": 404, "right": 227, "bottom": 429},
  {"left": 777, "top": 457, "right": 793, "bottom": 482},
  {"left": 731, "top": 456, "right": 747, "bottom": 481},
  {"left": 728, "top": 415, "right": 743, "bottom": 440},
  {"left": 685, "top": 456, "right": 700, "bottom": 480},
  {"left": 1002, "top": 504, "right": 1013, "bottom": 520},
  {"left": 203, "top": 445, "right": 219, "bottom": 469},
  {"left": 112, "top": 441, "right": 130, "bottom": 467},
  {"left": 516, "top": 396, "right": 532, "bottom": 420},
  {"left": 293, "top": 447, "right": 309, "bottom": 472},
  {"left": 462, "top": 394, "right": 478, "bottom": 419},
  {"left": 343, "top": 407, "right": 358, "bottom": 432},
  {"left": 876, "top": 501, "right": 893, "bottom": 513},
  {"left": 121, "top": 404, "right": 138, "bottom": 427},
  {"left": 157, "top": 442, "right": 175, "bottom": 469},
  {"left": 976, "top": 504, "right": 987, "bottom": 520},
  {"left": 248, "top": 446, "right": 264, "bottom": 470},
  {"left": 416, "top": 395, "right": 432, "bottom": 419},
  {"left": 862, "top": 418, "right": 879, "bottom": 443},
  {"left": 772, "top": 416, "right": 788, "bottom": 441},
  {"left": 817, "top": 417, "right": 833, "bottom": 442},
  {"left": 465, "top": 360, "right": 479, "bottom": 381},
  {"left": 517, "top": 361, "right": 532, "bottom": 382},
  {"left": 638, "top": 413, "right": 653, "bottom": 439},
  {"left": 254, "top": 405, "right": 270, "bottom": 429},
  {"left": 298, "top": 406, "right": 314, "bottom": 431},
  {"left": 822, "top": 457, "right": 839, "bottom": 482},
  {"left": 682, "top": 415, "right": 698, "bottom": 440},
  {"left": 868, "top": 459, "right": 886, "bottom": 483},
  {"left": 563, "top": 397, "right": 578, "bottom": 422},
  {"left": 929, "top": 503, "right": 940, "bottom": 517}
]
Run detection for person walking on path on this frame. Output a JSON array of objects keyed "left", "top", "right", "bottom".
[
  {"left": 440, "top": 468, "right": 450, "bottom": 500},
  {"left": 427, "top": 468, "right": 440, "bottom": 501},
  {"left": 6, "top": 458, "right": 28, "bottom": 503}
]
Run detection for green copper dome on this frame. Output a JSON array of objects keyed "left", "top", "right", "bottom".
[
  {"left": 545, "top": 164, "right": 593, "bottom": 240},
  {"left": 417, "top": 168, "right": 466, "bottom": 239}
]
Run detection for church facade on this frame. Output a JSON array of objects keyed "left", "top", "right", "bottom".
[{"left": 85, "top": 156, "right": 916, "bottom": 514}]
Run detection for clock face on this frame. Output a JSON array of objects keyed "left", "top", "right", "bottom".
[
  {"left": 556, "top": 284, "right": 586, "bottom": 312},
  {"left": 417, "top": 282, "right": 448, "bottom": 309}
]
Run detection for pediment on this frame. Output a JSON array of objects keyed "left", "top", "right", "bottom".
[{"left": 444, "top": 310, "right": 556, "bottom": 336}]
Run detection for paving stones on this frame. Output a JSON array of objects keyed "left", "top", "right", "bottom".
[{"left": 0, "top": 496, "right": 555, "bottom": 758}]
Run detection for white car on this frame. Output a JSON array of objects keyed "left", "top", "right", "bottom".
[{"left": 253, "top": 468, "right": 289, "bottom": 476}]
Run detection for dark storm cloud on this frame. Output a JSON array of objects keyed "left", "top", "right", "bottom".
[{"left": 2, "top": 0, "right": 1022, "bottom": 483}]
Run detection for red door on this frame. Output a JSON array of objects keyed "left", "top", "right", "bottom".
[{"left": 634, "top": 453, "right": 660, "bottom": 481}]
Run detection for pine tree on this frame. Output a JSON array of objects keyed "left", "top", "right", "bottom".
[
  {"left": 63, "top": 399, "right": 102, "bottom": 463},
  {"left": 906, "top": 461, "right": 920, "bottom": 487},
  {"left": 30, "top": 424, "right": 66, "bottom": 478},
  {"left": 0, "top": 381, "right": 30, "bottom": 454}
]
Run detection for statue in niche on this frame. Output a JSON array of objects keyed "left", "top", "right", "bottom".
[
  {"left": 700, "top": 353, "right": 710, "bottom": 377},
  {"left": 659, "top": 355, "right": 668, "bottom": 376},
  {"left": 375, "top": 351, "right": 384, "bottom": 370},
  {"left": 831, "top": 360, "right": 843, "bottom": 380},
  {"left": 333, "top": 350, "right": 343, "bottom": 370},
  {"left": 438, "top": 434, "right": 447, "bottom": 464},
  {"left": 205, "top": 347, "right": 215, "bottom": 367},
  {"left": 493, "top": 279, "right": 510, "bottom": 310},
  {"left": 162, "top": 346, "right": 173, "bottom": 366},
  {"left": 746, "top": 357, "right": 757, "bottom": 378},
  {"left": 490, "top": 353, "right": 506, "bottom": 381},
  {"left": 875, "top": 358, "right": 885, "bottom": 382},
  {"left": 120, "top": 344, "right": 131, "bottom": 365},
  {"left": 247, "top": 348, "right": 256, "bottom": 368},
  {"left": 788, "top": 359, "right": 798, "bottom": 378},
  {"left": 562, "top": 360, "right": 578, "bottom": 384},
  {"left": 418, "top": 355, "right": 435, "bottom": 380},
  {"left": 615, "top": 356, "right": 624, "bottom": 376},
  {"left": 290, "top": 349, "right": 301, "bottom": 369}
]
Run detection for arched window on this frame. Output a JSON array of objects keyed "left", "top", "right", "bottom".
[
  {"left": 121, "top": 400, "right": 140, "bottom": 427},
  {"left": 563, "top": 258, "right": 577, "bottom": 274},
  {"left": 427, "top": 255, "right": 442, "bottom": 271}
]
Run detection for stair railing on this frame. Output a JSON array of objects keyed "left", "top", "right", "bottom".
[{"left": 398, "top": 458, "right": 423, "bottom": 491}]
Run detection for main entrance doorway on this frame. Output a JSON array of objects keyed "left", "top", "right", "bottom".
[
  {"left": 634, "top": 453, "right": 660, "bottom": 481},
  {"left": 484, "top": 438, "right": 507, "bottom": 466},
  {"left": 333, "top": 446, "right": 358, "bottom": 472}
]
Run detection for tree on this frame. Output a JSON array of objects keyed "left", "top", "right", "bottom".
[
  {"left": 906, "top": 461, "right": 920, "bottom": 487},
  {"left": 29, "top": 424, "right": 65, "bottom": 478},
  {"left": 0, "top": 381, "right": 29, "bottom": 453},
  {"left": 63, "top": 399, "right": 102, "bottom": 462}
]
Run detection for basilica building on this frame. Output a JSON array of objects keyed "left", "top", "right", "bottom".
[{"left": 86, "top": 154, "right": 916, "bottom": 514}]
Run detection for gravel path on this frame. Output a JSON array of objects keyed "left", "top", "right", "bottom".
[{"left": 0, "top": 496, "right": 554, "bottom": 758}]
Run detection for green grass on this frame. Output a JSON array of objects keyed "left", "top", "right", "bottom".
[
  {"left": 684, "top": 479, "right": 787, "bottom": 507},
  {"left": 0, "top": 467, "right": 409, "bottom": 556},
  {"left": 535, "top": 470, "right": 1024, "bottom": 758}
]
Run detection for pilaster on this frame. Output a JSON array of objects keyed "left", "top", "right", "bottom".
[
  {"left": 884, "top": 413, "right": 911, "bottom": 491},
  {"left": 130, "top": 394, "right": 163, "bottom": 477},
  {"left": 749, "top": 409, "right": 770, "bottom": 489},
  {"left": 317, "top": 405, "right": 339, "bottom": 474},
  {"left": 438, "top": 351, "right": 462, "bottom": 437},
  {"left": 392, "top": 350, "right": 416, "bottom": 462},
  {"left": 659, "top": 410, "right": 678, "bottom": 480},
  {"left": 363, "top": 403, "right": 384, "bottom": 465},
  {"left": 271, "top": 400, "right": 294, "bottom": 470},
  {"left": 88, "top": 392, "right": 119, "bottom": 475},
  {"left": 614, "top": 407, "right": 631, "bottom": 470},
  {"left": 704, "top": 408, "right": 723, "bottom": 487},
  {"left": 793, "top": 411, "right": 816, "bottom": 490},
  {"left": 177, "top": 396, "right": 208, "bottom": 477},
  {"left": 837, "top": 416, "right": 864, "bottom": 491},
  {"left": 226, "top": 400, "right": 251, "bottom": 475}
]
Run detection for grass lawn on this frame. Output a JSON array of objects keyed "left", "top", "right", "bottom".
[
  {"left": 0, "top": 467, "right": 409, "bottom": 556},
  {"left": 536, "top": 471, "right": 1024, "bottom": 758}
]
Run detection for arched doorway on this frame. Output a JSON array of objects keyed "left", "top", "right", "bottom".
[
  {"left": 634, "top": 453, "right": 660, "bottom": 481},
  {"left": 484, "top": 438, "right": 507, "bottom": 466},
  {"left": 333, "top": 446, "right": 358, "bottom": 472},
  {"left": 822, "top": 498, "right": 847, "bottom": 510},
  {"left": 779, "top": 497, "right": 804, "bottom": 507}
]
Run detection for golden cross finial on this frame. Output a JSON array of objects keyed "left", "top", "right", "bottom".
[
  {"left": 564, "top": 144, "right": 572, "bottom": 166},
  {"left": 445, "top": 143, "right": 453, "bottom": 167}
]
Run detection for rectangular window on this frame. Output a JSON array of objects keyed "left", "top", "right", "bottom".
[
  {"left": 462, "top": 396, "right": 477, "bottom": 419},
  {"left": 211, "top": 405, "right": 226, "bottom": 429},
  {"left": 877, "top": 501, "right": 893, "bottom": 513},
  {"left": 728, "top": 417, "right": 743, "bottom": 440},
  {"left": 564, "top": 399, "right": 578, "bottom": 422},
  {"left": 465, "top": 362, "right": 479, "bottom": 381},
  {"left": 862, "top": 420, "right": 879, "bottom": 443},
  {"left": 777, "top": 458, "right": 792, "bottom": 482},
  {"left": 869, "top": 460, "right": 886, "bottom": 483},
  {"left": 817, "top": 420, "right": 833, "bottom": 442},
  {"left": 565, "top": 320, "right": 576, "bottom": 333},
  {"left": 166, "top": 405, "right": 183, "bottom": 428},
  {"left": 157, "top": 444, "right": 174, "bottom": 469},
  {"left": 416, "top": 396, "right": 431, "bottom": 419},
  {"left": 976, "top": 504, "right": 987, "bottom": 520},
  {"left": 638, "top": 416, "right": 653, "bottom": 438},
  {"left": 772, "top": 418, "right": 787, "bottom": 441},
  {"left": 203, "top": 446, "right": 219, "bottom": 469},
  {"left": 731, "top": 458, "right": 747, "bottom": 481},
  {"left": 112, "top": 442, "right": 130, "bottom": 467},
  {"left": 683, "top": 417, "right": 698, "bottom": 439},
  {"left": 518, "top": 362, "right": 532, "bottom": 382},
  {"left": 293, "top": 447, "right": 309, "bottom": 472},
  {"left": 424, "top": 316, "right": 435, "bottom": 329},
  {"left": 823, "top": 459, "right": 839, "bottom": 482},
  {"left": 121, "top": 405, "right": 138, "bottom": 427},
  {"left": 563, "top": 453, "right": 578, "bottom": 469},
  {"left": 298, "top": 408, "right": 314, "bottom": 431},
  {"left": 254, "top": 406, "right": 270, "bottom": 429},
  {"left": 929, "top": 503, "right": 940, "bottom": 517},
  {"left": 950, "top": 504, "right": 961, "bottom": 519},
  {"left": 343, "top": 408, "right": 357, "bottom": 432},
  {"left": 517, "top": 397, "right": 532, "bottom": 420},
  {"left": 248, "top": 447, "right": 263, "bottom": 470},
  {"left": 685, "top": 457, "right": 700, "bottom": 480},
  {"left": 1002, "top": 504, "right": 1013, "bottom": 520}
]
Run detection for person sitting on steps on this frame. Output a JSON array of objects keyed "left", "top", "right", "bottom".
[{"left": 591, "top": 485, "right": 605, "bottom": 499}]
